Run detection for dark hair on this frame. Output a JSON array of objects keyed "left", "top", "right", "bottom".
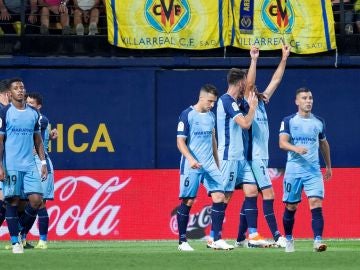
[
  {"left": 200, "top": 84, "right": 218, "bottom": 97},
  {"left": 26, "top": 92, "right": 43, "bottom": 106},
  {"left": 296, "top": 87, "right": 311, "bottom": 96},
  {"left": 227, "top": 68, "right": 247, "bottom": 85},
  {"left": 0, "top": 79, "right": 9, "bottom": 93},
  {"left": 7, "top": 77, "right": 24, "bottom": 86}
]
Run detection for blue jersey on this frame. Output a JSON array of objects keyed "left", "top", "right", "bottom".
[
  {"left": 217, "top": 94, "right": 245, "bottom": 160},
  {"left": 40, "top": 114, "right": 50, "bottom": 153},
  {"left": 0, "top": 103, "right": 41, "bottom": 171},
  {"left": 241, "top": 99, "right": 269, "bottom": 160},
  {"left": 279, "top": 113, "right": 326, "bottom": 174},
  {"left": 39, "top": 113, "right": 53, "bottom": 173},
  {"left": 177, "top": 106, "right": 216, "bottom": 170}
]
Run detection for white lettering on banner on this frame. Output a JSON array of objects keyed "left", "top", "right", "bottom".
[{"left": 0, "top": 175, "right": 131, "bottom": 237}]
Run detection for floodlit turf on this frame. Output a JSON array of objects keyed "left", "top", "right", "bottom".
[{"left": 0, "top": 240, "right": 359, "bottom": 270}]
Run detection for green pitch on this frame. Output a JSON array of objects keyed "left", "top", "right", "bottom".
[{"left": 0, "top": 240, "right": 359, "bottom": 270}]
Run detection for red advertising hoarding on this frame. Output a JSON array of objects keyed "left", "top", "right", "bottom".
[{"left": 0, "top": 168, "right": 359, "bottom": 240}]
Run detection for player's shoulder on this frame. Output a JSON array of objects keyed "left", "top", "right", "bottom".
[
  {"left": 311, "top": 113, "right": 325, "bottom": 124},
  {"left": 178, "top": 106, "right": 193, "bottom": 120},
  {"left": 282, "top": 113, "right": 297, "bottom": 122}
]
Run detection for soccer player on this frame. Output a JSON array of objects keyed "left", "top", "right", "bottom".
[
  {"left": 0, "top": 77, "right": 48, "bottom": 254},
  {"left": 215, "top": 50, "right": 271, "bottom": 248},
  {"left": 25, "top": 92, "right": 55, "bottom": 249},
  {"left": 236, "top": 44, "right": 290, "bottom": 248},
  {"left": 0, "top": 79, "right": 10, "bottom": 229},
  {"left": 279, "top": 87, "right": 332, "bottom": 252},
  {"left": 176, "top": 84, "right": 234, "bottom": 251}
]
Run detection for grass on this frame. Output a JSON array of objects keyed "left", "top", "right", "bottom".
[{"left": 0, "top": 240, "right": 359, "bottom": 270}]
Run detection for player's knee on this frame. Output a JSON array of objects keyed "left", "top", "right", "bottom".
[
  {"left": 286, "top": 203, "right": 298, "bottom": 211},
  {"left": 182, "top": 198, "right": 195, "bottom": 207},
  {"left": 261, "top": 187, "right": 274, "bottom": 199},
  {"left": 28, "top": 194, "right": 43, "bottom": 209},
  {"left": 309, "top": 197, "right": 322, "bottom": 209},
  {"left": 243, "top": 184, "right": 258, "bottom": 197},
  {"left": 211, "top": 192, "right": 225, "bottom": 203}
]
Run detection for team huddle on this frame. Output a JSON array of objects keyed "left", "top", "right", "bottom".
[
  {"left": 176, "top": 46, "right": 332, "bottom": 253},
  {"left": 0, "top": 78, "right": 55, "bottom": 254}
]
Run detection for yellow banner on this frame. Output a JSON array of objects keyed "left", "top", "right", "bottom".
[
  {"left": 105, "top": 0, "right": 231, "bottom": 49},
  {"left": 232, "top": 0, "right": 337, "bottom": 54}
]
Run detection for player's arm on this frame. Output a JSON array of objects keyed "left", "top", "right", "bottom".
[
  {"left": 319, "top": 139, "right": 332, "bottom": 180},
  {"left": 177, "top": 137, "right": 201, "bottom": 169},
  {"left": 0, "top": 0, "right": 11, "bottom": 20},
  {"left": 262, "top": 45, "right": 290, "bottom": 102},
  {"left": 34, "top": 132, "right": 48, "bottom": 180},
  {"left": 245, "top": 46, "right": 259, "bottom": 98},
  {"left": 279, "top": 133, "right": 308, "bottom": 154},
  {"left": 234, "top": 92, "right": 258, "bottom": 129},
  {"left": 0, "top": 134, "right": 4, "bottom": 181},
  {"left": 212, "top": 129, "right": 220, "bottom": 168}
]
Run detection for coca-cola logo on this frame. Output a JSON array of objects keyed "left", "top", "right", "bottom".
[
  {"left": 169, "top": 205, "right": 212, "bottom": 239},
  {"left": 0, "top": 175, "right": 131, "bottom": 237}
]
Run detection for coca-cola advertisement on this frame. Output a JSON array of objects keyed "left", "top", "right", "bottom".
[{"left": 0, "top": 168, "right": 359, "bottom": 240}]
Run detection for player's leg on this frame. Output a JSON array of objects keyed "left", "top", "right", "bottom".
[
  {"left": 239, "top": 160, "right": 268, "bottom": 247},
  {"left": 177, "top": 171, "right": 200, "bottom": 251},
  {"left": 235, "top": 199, "right": 249, "bottom": 247},
  {"left": 0, "top": 184, "right": 6, "bottom": 227},
  {"left": 3, "top": 170, "right": 24, "bottom": 253},
  {"left": 282, "top": 174, "right": 302, "bottom": 252},
  {"left": 251, "top": 159, "right": 284, "bottom": 246},
  {"left": 304, "top": 174, "right": 327, "bottom": 252},
  {"left": 35, "top": 158, "right": 54, "bottom": 249},
  {"left": 19, "top": 168, "right": 43, "bottom": 246},
  {"left": 204, "top": 167, "right": 233, "bottom": 250},
  {"left": 208, "top": 160, "right": 236, "bottom": 246}
]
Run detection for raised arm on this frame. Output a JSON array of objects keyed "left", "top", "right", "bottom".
[
  {"left": 319, "top": 139, "right": 332, "bottom": 180},
  {"left": 262, "top": 45, "right": 290, "bottom": 101},
  {"left": 245, "top": 46, "right": 259, "bottom": 98}
]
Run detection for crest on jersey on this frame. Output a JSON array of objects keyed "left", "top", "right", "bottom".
[
  {"left": 279, "top": 121, "right": 284, "bottom": 131},
  {"left": 145, "top": 0, "right": 191, "bottom": 33},
  {"left": 261, "top": 0, "right": 295, "bottom": 34},
  {"left": 177, "top": 121, "right": 185, "bottom": 131},
  {"left": 232, "top": 102, "right": 239, "bottom": 111}
]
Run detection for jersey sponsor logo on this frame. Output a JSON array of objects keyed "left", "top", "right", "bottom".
[
  {"left": 231, "top": 102, "right": 239, "bottom": 111},
  {"left": 193, "top": 131, "right": 212, "bottom": 136},
  {"left": 177, "top": 121, "right": 185, "bottom": 132}
]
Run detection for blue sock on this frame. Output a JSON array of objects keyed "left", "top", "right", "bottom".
[
  {"left": 6, "top": 205, "right": 20, "bottom": 244},
  {"left": 176, "top": 203, "right": 191, "bottom": 244},
  {"left": 311, "top": 207, "right": 324, "bottom": 241},
  {"left": 211, "top": 202, "right": 225, "bottom": 241},
  {"left": 244, "top": 196, "right": 258, "bottom": 234},
  {"left": 19, "top": 204, "right": 38, "bottom": 235},
  {"left": 38, "top": 208, "right": 49, "bottom": 241},
  {"left": 210, "top": 203, "right": 228, "bottom": 239},
  {"left": 0, "top": 200, "right": 6, "bottom": 227},
  {"left": 283, "top": 208, "right": 296, "bottom": 239},
  {"left": 237, "top": 201, "right": 247, "bottom": 242},
  {"left": 263, "top": 199, "right": 281, "bottom": 241}
]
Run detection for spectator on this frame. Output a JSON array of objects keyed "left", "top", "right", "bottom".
[
  {"left": 0, "top": 0, "right": 38, "bottom": 35},
  {"left": 38, "top": 0, "right": 71, "bottom": 35},
  {"left": 332, "top": 0, "right": 354, "bottom": 34},
  {"left": 73, "top": 0, "right": 101, "bottom": 35}
]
